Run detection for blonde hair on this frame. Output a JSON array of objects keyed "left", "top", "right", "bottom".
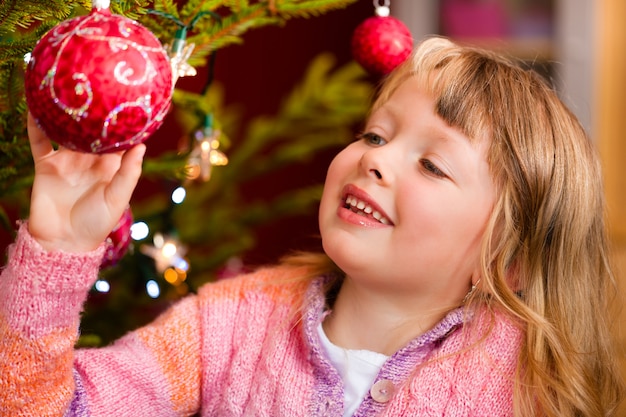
[
  {"left": 372, "top": 36, "right": 623, "bottom": 416},
  {"left": 285, "top": 36, "right": 623, "bottom": 416}
]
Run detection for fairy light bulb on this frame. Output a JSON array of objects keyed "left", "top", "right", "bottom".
[
  {"left": 140, "top": 232, "right": 188, "bottom": 273},
  {"left": 171, "top": 186, "right": 186, "bottom": 204},
  {"left": 185, "top": 114, "right": 228, "bottom": 182},
  {"left": 162, "top": 241, "right": 178, "bottom": 258},
  {"left": 94, "top": 279, "right": 111, "bottom": 293},
  {"left": 146, "top": 280, "right": 160, "bottom": 298},
  {"left": 131, "top": 221, "right": 150, "bottom": 240}
]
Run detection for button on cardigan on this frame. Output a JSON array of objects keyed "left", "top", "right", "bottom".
[{"left": 0, "top": 223, "right": 522, "bottom": 416}]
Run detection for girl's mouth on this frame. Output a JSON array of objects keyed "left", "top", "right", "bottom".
[{"left": 343, "top": 194, "right": 391, "bottom": 225}]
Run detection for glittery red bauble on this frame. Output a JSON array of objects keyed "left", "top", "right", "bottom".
[
  {"left": 24, "top": 7, "right": 173, "bottom": 153},
  {"left": 101, "top": 207, "right": 133, "bottom": 268},
  {"left": 351, "top": 15, "right": 413, "bottom": 76}
]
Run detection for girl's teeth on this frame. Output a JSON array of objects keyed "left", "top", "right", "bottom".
[
  {"left": 344, "top": 194, "right": 389, "bottom": 224},
  {"left": 371, "top": 211, "right": 390, "bottom": 225}
]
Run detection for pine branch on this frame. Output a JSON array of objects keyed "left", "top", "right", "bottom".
[
  {"left": 225, "top": 53, "right": 369, "bottom": 181},
  {"left": 186, "top": 14, "right": 282, "bottom": 55},
  {"left": 221, "top": 1, "right": 253, "bottom": 12},
  {"left": 0, "top": 62, "right": 21, "bottom": 109},
  {"left": 108, "top": 1, "right": 149, "bottom": 21},
  {"left": 0, "top": 51, "right": 31, "bottom": 198},
  {"left": 179, "top": 0, "right": 223, "bottom": 24},
  {"left": 0, "top": 0, "right": 87, "bottom": 36},
  {"left": 151, "top": 0, "right": 180, "bottom": 19},
  {"left": 273, "top": 0, "right": 355, "bottom": 18},
  {"left": 0, "top": 34, "right": 40, "bottom": 63},
  {"left": 0, "top": 205, "right": 11, "bottom": 234}
]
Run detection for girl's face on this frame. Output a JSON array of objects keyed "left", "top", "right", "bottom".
[{"left": 319, "top": 76, "right": 496, "bottom": 305}]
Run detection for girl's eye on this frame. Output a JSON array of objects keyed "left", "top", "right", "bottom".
[
  {"left": 358, "top": 132, "right": 387, "bottom": 146},
  {"left": 420, "top": 159, "right": 447, "bottom": 178}
]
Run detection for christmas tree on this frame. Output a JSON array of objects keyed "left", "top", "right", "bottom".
[{"left": 0, "top": 0, "right": 375, "bottom": 345}]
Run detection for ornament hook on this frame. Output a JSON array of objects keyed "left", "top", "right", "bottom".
[
  {"left": 373, "top": 0, "right": 390, "bottom": 17},
  {"left": 92, "top": 0, "right": 110, "bottom": 10}
]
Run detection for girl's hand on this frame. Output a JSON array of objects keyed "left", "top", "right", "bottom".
[{"left": 26, "top": 113, "right": 146, "bottom": 253}]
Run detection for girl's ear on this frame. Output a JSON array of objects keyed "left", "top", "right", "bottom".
[
  {"left": 470, "top": 268, "right": 481, "bottom": 287},
  {"left": 469, "top": 259, "right": 521, "bottom": 293}
]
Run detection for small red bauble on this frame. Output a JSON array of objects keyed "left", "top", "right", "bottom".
[
  {"left": 24, "top": 1, "right": 173, "bottom": 153},
  {"left": 351, "top": 8, "right": 413, "bottom": 76},
  {"left": 101, "top": 206, "right": 134, "bottom": 268}
]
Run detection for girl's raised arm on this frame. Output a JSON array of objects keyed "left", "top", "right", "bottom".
[{"left": 0, "top": 115, "right": 146, "bottom": 415}]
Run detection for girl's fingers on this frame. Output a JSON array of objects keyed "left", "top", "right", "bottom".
[
  {"left": 104, "top": 144, "right": 146, "bottom": 209},
  {"left": 27, "top": 113, "right": 54, "bottom": 160}
]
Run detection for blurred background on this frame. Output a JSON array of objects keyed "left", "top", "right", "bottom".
[{"left": 1, "top": 0, "right": 624, "bottom": 396}]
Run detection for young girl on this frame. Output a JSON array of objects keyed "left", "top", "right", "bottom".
[{"left": 1, "top": 37, "right": 623, "bottom": 416}]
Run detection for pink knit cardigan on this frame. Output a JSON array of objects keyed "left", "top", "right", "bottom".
[{"left": 0, "top": 224, "right": 522, "bottom": 416}]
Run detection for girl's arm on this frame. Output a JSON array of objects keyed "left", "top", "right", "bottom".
[
  {"left": 0, "top": 114, "right": 146, "bottom": 415},
  {"left": 0, "top": 225, "right": 106, "bottom": 416},
  {"left": 0, "top": 227, "right": 203, "bottom": 416}
]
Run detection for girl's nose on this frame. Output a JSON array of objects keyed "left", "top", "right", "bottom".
[{"left": 359, "top": 147, "right": 391, "bottom": 184}]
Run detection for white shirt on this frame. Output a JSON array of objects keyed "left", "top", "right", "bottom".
[{"left": 317, "top": 323, "right": 389, "bottom": 416}]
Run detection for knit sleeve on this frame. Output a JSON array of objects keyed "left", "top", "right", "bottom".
[
  {"left": 72, "top": 293, "right": 203, "bottom": 416},
  {"left": 0, "top": 222, "right": 104, "bottom": 416}
]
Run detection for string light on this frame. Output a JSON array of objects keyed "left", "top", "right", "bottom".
[
  {"left": 185, "top": 114, "right": 228, "bottom": 182},
  {"left": 130, "top": 221, "right": 150, "bottom": 240},
  {"left": 146, "top": 280, "right": 161, "bottom": 298},
  {"left": 164, "top": 266, "right": 187, "bottom": 285},
  {"left": 171, "top": 186, "right": 186, "bottom": 204},
  {"left": 94, "top": 279, "right": 111, "bottom": 293},
  {"left": 167, "top": 27, "right": 197, "bottom": 84},
  {"left": 140, "top": 232, "right": 188, "bottom": 274},
  {"left": 147, "top": 8, "right": 220, "bottom": 84}
]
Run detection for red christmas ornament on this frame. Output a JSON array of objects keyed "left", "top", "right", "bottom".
[
  {"left": 24, "top": 0, "right": 173, "bottom": 153},
  {"left": 101, "top": 206, "right": 134, "bottom": 268},
  {"left": 351, "top": 1, "right": 413, "bottom": 76}
]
